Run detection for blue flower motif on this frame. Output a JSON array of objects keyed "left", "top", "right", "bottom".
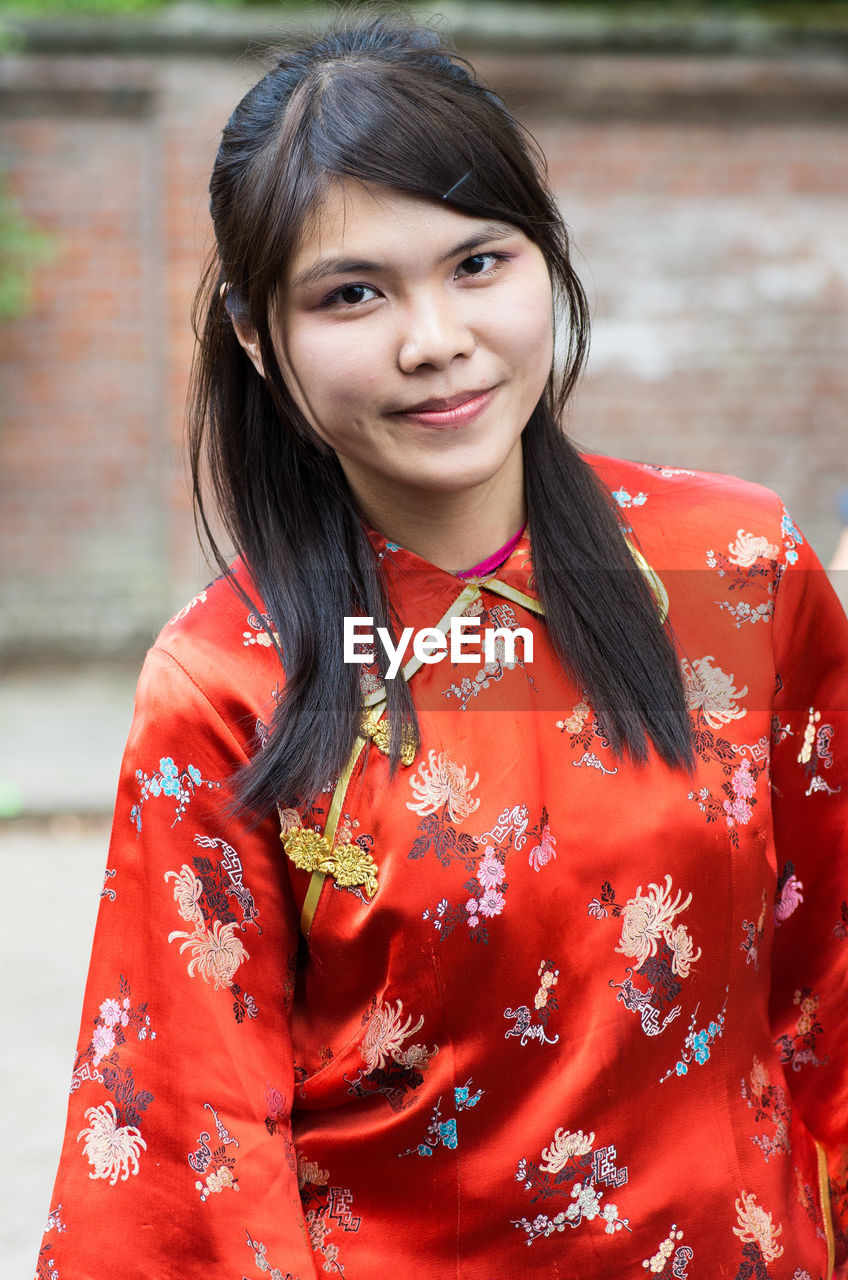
[
  {"left": 161, "top": 774, "right": 180, "bottom": 797},
  {"left": 159, "top": 757, "right": 178, "bottom": 778},
  {"left": 781, "top": 511, "right": 803, "bottom": 544},
  {"left": 455, "top": 1086, "right": 469, "bottom": 1106},
  {"left": 439, "top": 1120, "right": 458, "bottom": 1150},
  {"left": 688, "top": 1028, "right": 712, "bottom": 1065},
  {"left": 187, "top": 764, "right": 201, "bottom": 785},
  {"left": 418, "top": 1144, "right": 432, "bottom": 1157},
  {"left": 148, "top": 777, "right": 161, "bottom": 797},
  {"left": 675, "top": 1061, "right": 688, "bottom": 1077},
  {"left": 708, "top": 1021, "right": 719, "bottom": 1038}
]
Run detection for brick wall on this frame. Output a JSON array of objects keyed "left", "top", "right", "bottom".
[{"left": 1, "top": 42, "right": 846, "bottom": 658}]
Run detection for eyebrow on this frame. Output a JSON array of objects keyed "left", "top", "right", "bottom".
[{"left": 289, "top": 221, "right": 518, "bottom": 291}]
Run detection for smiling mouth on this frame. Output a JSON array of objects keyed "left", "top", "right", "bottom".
[{"left": 396, "top": 387, "right": 495, "bottom": 427}]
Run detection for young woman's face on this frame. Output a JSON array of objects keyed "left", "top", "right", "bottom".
[{"left": 268, "top": 182, "right": 554, "bottom": 520}]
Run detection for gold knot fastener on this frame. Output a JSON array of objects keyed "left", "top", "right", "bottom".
[
  {"left": 360, "top": 716, "right": 417, "bottom": 766},
  {"left": 282, "top": 826, "right": 379, "bottom": 900}
]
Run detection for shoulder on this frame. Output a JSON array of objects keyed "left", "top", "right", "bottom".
[
  {"left": 137, "top": 562, "right": 282, "bottom": 755},
  {"left": 583, "top": 452, "right": 794, "bottom": 570}
]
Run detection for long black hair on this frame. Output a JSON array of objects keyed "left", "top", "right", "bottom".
[{"left": 189, "top": 7, "right": 694, "bottom": 814}]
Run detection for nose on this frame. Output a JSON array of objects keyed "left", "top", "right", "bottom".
[{"left": 397, "top": 292, "right": 476, "bottom": 373}]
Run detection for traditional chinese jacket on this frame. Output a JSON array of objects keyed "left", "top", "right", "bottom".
[{"left": 37, "top": 457, "right": 848, "bottom": 1280}]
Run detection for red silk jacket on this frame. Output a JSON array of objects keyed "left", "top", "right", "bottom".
[{"left": 37, "top": 457, "right": 848, "bottom": 1279}]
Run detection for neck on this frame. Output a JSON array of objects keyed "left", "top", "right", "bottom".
[{"left": 348, "top": 444, "right": 526, "bottom": 573}]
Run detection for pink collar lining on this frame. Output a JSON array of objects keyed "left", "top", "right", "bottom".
[{"left": 455, "top": 525, "right": 526, "bottom": 580}]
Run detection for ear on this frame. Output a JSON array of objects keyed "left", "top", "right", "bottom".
[{"left": 220, "top": 282, "right": 265, "bottom": 379}]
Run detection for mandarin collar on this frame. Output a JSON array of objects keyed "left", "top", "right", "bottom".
[{"left": 364, "top": 525, "right": 537, "bottom": 632}]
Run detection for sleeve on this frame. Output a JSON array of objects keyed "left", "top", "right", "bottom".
[
  {"left": 768, "top": 527, "right": 848, "bottom": 1271},
  {"left": 35, "top": 646, "right": 320, "bottom": 1280}
]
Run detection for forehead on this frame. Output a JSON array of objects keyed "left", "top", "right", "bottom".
[{"left": 289, "top": 179, "right": 518, "bottom": 277}]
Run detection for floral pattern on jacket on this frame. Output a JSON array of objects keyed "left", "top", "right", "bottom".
[{"left": 37, "top": 457, "right": 848, "bottom": 1278}]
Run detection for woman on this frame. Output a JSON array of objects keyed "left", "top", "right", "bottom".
[{"left": 37, "top": 11, "right": 848, "bottom": 1278}]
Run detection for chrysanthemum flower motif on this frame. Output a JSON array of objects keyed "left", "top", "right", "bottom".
[
  {"left": 407, "top": 750, "right": 480, "bottom": 823},
  {"left": 98, "top": 997, "right": 123, "bottom": 1028},
  {"left": 296, "top": 1153, "right": 329, "bottom": 1190},
  {"left": 477, "top": 852, "right": 506, "bottom": 891},
  {"left": 733, "top": 1190, "right": 784, "bottom": 1262},
  {"left": 360, "top": 999, "right": 430, "bottom": 1074},
  {"left": 529, "top": 824, "right": 557, "bottom": 872},
  {"left": 774, "top": 874, "right": 804, "bottom": 923},
  {"left": 681, "top": 656, "right": 748, "bottom": 729},
  {"left": 478, "top": 887, "right": 506, "bottom": 918},
  {"left": 164, "top": 865, "right": 205, "bottom": 925},
  {"left": 539, "top": 1127, "right": 595, "bottom": 1174},
  {"left": 393, "top": 1041, "right": 439, "bottom": 1071},
  {"left": 617, "top": 875, "right": 693, "bottom": 969},
  {"left": 732, "top": 759, "right": 757, "bottom": 800},
  {"left": 664, "top": 922, "right": 702, "bottom": 979},
  {"left": 91, "top": 1023, "right": 116, "bottom": 1067},
  {"left": 169, "top": 918, "right": 248, "bottom": 989},
  {"left": 727, "top": 530, "right": 779, "bottom": 568},
  {"left": 77, "top": 1101, "right": 146, "bottom": 1184}
]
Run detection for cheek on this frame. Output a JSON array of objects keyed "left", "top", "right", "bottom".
[
  {"left": 498, "top": 276, "right": 555, "bottom": 375},
  {"left": 281, "top": 326, "right": 386, "bottom": 432}
]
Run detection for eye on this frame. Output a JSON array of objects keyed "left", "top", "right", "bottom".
[
  {"left": 455, "top": 252, "right": 505, "bottom": 279},
  {"left": 324, "top": 283, "right": 379, "bottom": 307}
]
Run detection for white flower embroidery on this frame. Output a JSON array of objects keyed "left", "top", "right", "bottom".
[
  {"left": 682, "top": 656, "right": 748, "bottom": 729},
  {"left": 164, "top": 865, "right": 204, "bottom": 925},
  {"left": 528, "top": 824, "right": 557, "bottom": 872},
  {"left": 98, "top": 998, "right": 124, "bottom": 1028},
  {"left": 664, "top": 922, "right": 703, "bottom": 979},
  {"left": 617, "top": 875, "right": 699, "bottom": 972},
  {"left": 407, "top": 749, "right": 480, "bottom": 823},
  {"left": 733, "top": 1190, "right": 784, "bottom": 1262},
  {"left": 477, "top": 852, "right": 506, "bottom": 890},
  {"left": 477, "top": 887, "right": 506, "bottom": 918},
  {"left": 727, "top": 530, "right": 779, "bottom": 568},
  {"left": 296, "top": 1153, "right": 329, "bottom": 1189},
  {"left": 539, "top": 1127, "right": 595, "bottom": 1174},
  {"left": 77, "top": 1101, "right": 146, "bottom": 1184},
  {"left": 91, "top": 1023, "right": 116, "bottom": 1067},
  {"left": 360, "top": 999, "right": 437, "bottom": 1075},
  {"left": 567, "top": 1180, "right": 602, "bottom": 1223},
  {"left": 168, "top": 918, "right": 248, "bottom": 989}
]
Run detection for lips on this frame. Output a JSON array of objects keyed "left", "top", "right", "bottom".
[
  {"left": 401, "top": 388, "right": 491, "bottom": 414},
  {"left": 395, "top": 386, "right": 495, "bottom": 428}
]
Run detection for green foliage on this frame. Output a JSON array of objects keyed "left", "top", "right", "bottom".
[
  {"left": 3, "top": 0, "right": 166, "bottom": 13},
  {"left": 2, "top": 0, "right": 848, "bottom": 26},
  {"left": 0, "top": 177, "right": 53, "bottom": 322}
]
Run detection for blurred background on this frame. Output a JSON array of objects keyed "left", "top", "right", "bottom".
[{"left": 1, "top": 1, "right": 847, "bottom": 1276}]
